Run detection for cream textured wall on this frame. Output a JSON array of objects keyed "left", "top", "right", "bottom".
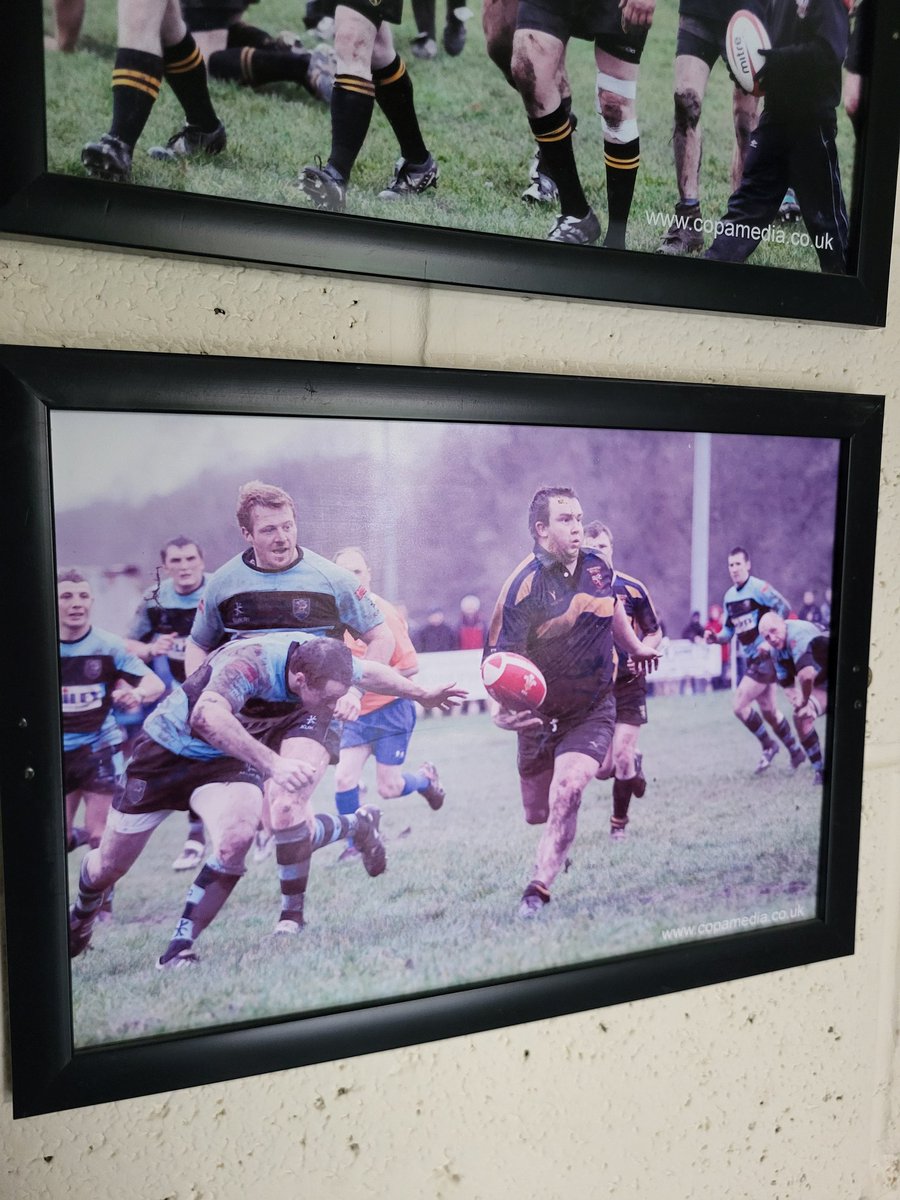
[{"left": 1, "top": 187, "right": 899, "bottom": 1199}]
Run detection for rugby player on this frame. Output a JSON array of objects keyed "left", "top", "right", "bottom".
[
  {"left": 59, "top": 569, "right": 165, "bottom": 855},
  {"left": 331, "top": 546, "right": 444, "bottom": 861},
  {"left": 486, "top": 487, "right": 660, "bottom": 917},
  {"left": 183, "top": 480, "right": 395, "bottom": 919},
  {"left": 657, "top": 0, "right": 758, "bottom": 255},
  {"left": 486, "top": 0, "right": 654, "bottom": 246},
  {"left": 127, "top": 535, "right": 210, "bottom": 871},
  {"left": 81, "top": 0, "right": 226, "bottom": 182},
  {"left": 296, "top": 0, "right": 438, "bottom": 211},
  {"left": 68, "top": 633, "right": 465, "bottom": 966},
  {"left": 759, "top": 612, "right": 829, "bottom": 784},
  {"left": 583, "top": 521, "right": 661, "bottom": 840},
  {"left": 705, "top": 547, "right": 806, "bottom": 774},
  {"left": 179, "top": 0, "right": 335, "bottom": 100},
  {"left": 703, "top": 0, "right": 850, "bottom": 272}
]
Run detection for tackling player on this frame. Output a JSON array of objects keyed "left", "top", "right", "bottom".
[
  {"left": 59, "top": 569, "right": 164, "bottom": 856},
  {"left": 68, "top": 632, "right": 465, "bottom": 966},
  {"left": 486, "top": 487, "right": 659, "bottom": 917},
  {"left": 759, "top": 612, "right": 829, "bottom": 784},
  {"left": 184, "top": 480, "right": 395, "bottom": 930},
  {"left": 128, "top": 535, "right": 210, "bottom": 871},
  {"left": 583, "top": 521, "right": 662, "bottom": 839},
  {"left": 296, "top": 0, "right": 438, "bottom": 211},
  {"left": 332, "top": 547, "right": 445, "bottom": 862},
  {"left": 81, "top": 0, "right": 226, "bottom": 182},
  {"left": 705, "top": 547, "right": 805, "bottom": 774}
]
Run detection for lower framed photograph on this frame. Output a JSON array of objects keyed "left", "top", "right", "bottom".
[{"left": 0, "top": 345, "right": 882, "bottom": 1117}]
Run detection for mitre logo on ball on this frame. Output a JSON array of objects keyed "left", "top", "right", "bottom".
[
  {"left": 481, "top": 651, "right": 548, "bottom": 711},
  {"left": 726, "top": 9, "right": 771, "bottom": 96}
]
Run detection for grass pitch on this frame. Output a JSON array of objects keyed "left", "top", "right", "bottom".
[
  {"left": 43, "top": 0, "right": 856, "bottom": 269},
  {"left": 70, "top": 691, "right": 823, "bottom": 1047}
]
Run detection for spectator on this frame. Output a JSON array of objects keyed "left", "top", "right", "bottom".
[
  {"left": 821, "top": 588, "right": 832, "bottom": 627},
  {"left": 413, "top": 607, "right": 457, "bottom": 653},
  {"left": 457, "top": 594, "right": 487, "bottom": 713},
  {"left": 704, "top": 603, "right": 729, "bottom": 690},
  {"left": 680, "top": 610, "right": 706, "bottom": 694},
  {"left": 799, "top": 590, "right": 823, "bottom": 625}
]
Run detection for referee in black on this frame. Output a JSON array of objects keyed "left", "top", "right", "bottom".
[{"left": 704, "top": 0, "right": 850, "bottom": 273}]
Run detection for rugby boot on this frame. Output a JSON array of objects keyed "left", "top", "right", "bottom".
[
  {"left": 148, "top": 121, "right": 226, "bottom": 162},
  {"left": 81, "top": 133, "right": 133, "bottom": 182},
  {"left": 354, "top": 806, "right": 387, "bottom": 876},
  {"left": 419, "top": 761, "right": 445, "bottom": 810},
  {"left": 754, "top": 742, "right": 779, "bottom": 775},
  {"left": 518, "top": 880, "right": 551, "bottom": 917},
  {"left": 547, "top": 208, "right": 601, "bottom": 246},
  {"left": 657, "top": 200, "right": 704, "bottom": 255},
  {"left": 378, "top": 154, "right": 439, "bottom": 199},
  {"left": 298, "top": 160, "right": 347, "bottom": 211}
]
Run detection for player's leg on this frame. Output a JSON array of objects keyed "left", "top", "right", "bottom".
[
  {"left": 152, "top": 0, "right": 226, "bottom": 160},
  {"left": 334, "top": 740, "right": 371, "bottom": 861},
  {"left": 80, "top": 0, "right": 171, "bottom": 180},
  {"left": 298, "top": 4, "right": 379, "bottom": 209},
  {"left": 512, "top": 26, "right": 598, "bottom": 243},
  {"left": 482, "top": 0, "right": 517, "bottom": 83},
  {"left": 594, "top": 48, "right": 641, "bottom": 250},
  {"left": 609, "top": 721, "right": 641, "bottom": 839},
  {"left": 172, "top": 802, "right": 207, "bottom": 870},
  {"left": 198, "top": 21, "right": 336, "bottom": 100},
  {"left": 411, "top": 0, "right": 437, "bottom": 57},
  {"left": 793, "top": 686, "right": 828, "bottom": 782},
  {"left": 731, "top": 85, "right": 758, "bottom": 192},
  {"left": 790, "top": 121, "right": 850, "bottom": 275},
  {"left": 657, "top": 42, "right": 710, "bottom": 254},
  {"left": 52, "top": 0, "right": 86, "bottom": 51},
  {"left": 157, "top": 780, "right": 262, "bottom": 966},
  {"left": 731, "top": 672, "right": 780, "bottom": 772},
  {"left": 372, "top": 23, "right": 439, "bottom": 199},
  {"left": 68, "top": 818, "right": 160, "bottom": 956},
  {"left": 526, "top": 749, "right": 598, "bottom": 894},
  {"left": 754, "top": 673, "right": 804, "bottom": 767},
  {"left": 368, "top": 699, "right": 444, "bottom": 808}
]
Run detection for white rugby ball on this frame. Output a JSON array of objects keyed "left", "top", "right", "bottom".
[
  {"left": 481, "top": 651, "right": 547, "bottom": 712},
  {"left": 726, "top": 9, "right": 771, "bottom": 96}
]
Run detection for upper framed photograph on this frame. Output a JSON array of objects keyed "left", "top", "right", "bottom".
[
  {"left": 0, "top": 344, "right": 881, "bottom": 1116},
  {"left": 1, "top": 0, "right": 898, "bottom": 324}
]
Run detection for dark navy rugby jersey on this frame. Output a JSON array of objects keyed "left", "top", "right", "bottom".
[
  {"left": 129, "top": 575, "right": 207, "bottom": 682},
  {"left": 190, "top": 546, "right": 383, "bottom": 651},
  {"left": 60, "top": 627, "right": 147, "bottom": 752},
  {"left": 487, "top": 545, "right": 617, "bottom": 720},
  {"left": 612, "top": 570, "right": 660, "bottom": 685}
]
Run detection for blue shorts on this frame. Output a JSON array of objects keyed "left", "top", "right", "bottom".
[{"left": 340, "top": 698, "right": 417, "bottom": 765}]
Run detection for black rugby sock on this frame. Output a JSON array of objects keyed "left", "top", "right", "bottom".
[
  {"left": 110, "top": 48, "right": 163, "bottom": 148},
  {"left": 162, "top": 34, "right": 219, "bottom": 132},
  {"left": 529, "top": 104, "right": 588, "bottom": 219},
  {"left": 374, "top": 56, "right": 428, "bottom": 164},
  {"left": 603, "top": 136, "right": 639, "bottom": 249},
  {"left": 329, "top": 75, "right": 375, "bottom": 180}
]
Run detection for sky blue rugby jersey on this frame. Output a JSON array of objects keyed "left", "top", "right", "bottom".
[
  {"left": 128, "top": 575, "right": 208, "bottom": 682},
  {"left": 60, "top": 627, "right": 148, "bottom": 752},
  {"left": 144, "top": 632, "right": 365, "bottom": 760},
  {"left": 190, "top": 547, "right": 383, "bottom": 651},
  {"left": 770, "top": 619, "right": 830, "bottom": 685},
  {"left": 720, "top": 575, "right": 791, "bottom": 658},
  {"left": 487, "top": 545, "right": 617, "bottom": 720}
]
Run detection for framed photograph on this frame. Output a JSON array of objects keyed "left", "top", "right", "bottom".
[
  {"left": 0, "top": 344, "right": 881, "bottom": 1117},
  {"left": 1, "top": 0, "right": 898, "bottom": 324}
]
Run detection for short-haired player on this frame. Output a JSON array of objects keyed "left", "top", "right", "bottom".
[{"left": 758, "top": 612, "right": 829, "bottom": 785}]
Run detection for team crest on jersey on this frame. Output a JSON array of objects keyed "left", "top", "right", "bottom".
[
  {"left": 586, "top": 565, "right": 607, "bottom": 591},
  {"left": 84, "top": 657, "right": 103, "bottom": 681},
  {"left": 292, "top": 598, "right": 311, "bottom": 619}
]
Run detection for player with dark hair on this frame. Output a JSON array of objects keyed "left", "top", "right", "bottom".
[
  {"left": 81, "top": 0, "right": 226, "bottom": 182},
  {"left": 331, "top": 546, "right": 445, "bottom": 861},
  {"left": 486, "top": 487, "right": 660, "bottom": 917},
  {"left": 759, "top": 612, "right": 829, "bottom": 784},
  {"left": 58, "top": 569, "right": 165, "bottom": 857},
  {"left": 183, "top": 479, "right": 396, "bottom": 925},
  {"left": 128, "top": 535, "right": 210, "bottom": 871},
  {"left": 179, "top": 0, "right": 335, "bottom": 100},
  {"left": 485, "top": 0, "right": 655, "bottom": 246},
  {"left": 656, "top": 0, "right": 759, "bottom": 255},
  {"left": 705, "top": 547, "right": 806, "bottom": 773},
  {"left": 703, "top": 0, "right": 850, "bottom": 272},
  {"left": 582, "top": 521, "right": 662, "bottom": 840},
  {"left": 296, "top": 0, "right": 438, "bottom": 212},
  {"left": 68, "top": 632, "right": 465, "bottom": 965}
]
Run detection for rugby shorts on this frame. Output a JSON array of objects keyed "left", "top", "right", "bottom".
[
  {"left": 614, "top": 674, "right": 648, "bottom": 727},
  {"left": 335, "top": 0, "right": 403, "bottom": 29},
  {"left": 112, "top": 732, "right": 263, "bottom": 818},
  {"left": 340, "top": 697, "right": 416, "bottom": 765},
  {"left": 64, "top": 743, "right": 124, "bottom": 795},
  {"left": 242, "top": 702, "right": 343, "bottom": 764},
  {"left": 517, "top": 692, "right": 616, "bottom": 778},
  {"left": 517, "top": 0, "right": 649, "bottom": 62},
  {"left": 675, "top": 12, "right": 727, "bottom": 68},
  {"left": 745, "top": 652, "right": 778, "bottom": 686},
  {"left": 181, "top": 0, "right": 256, "bottom": 33}
]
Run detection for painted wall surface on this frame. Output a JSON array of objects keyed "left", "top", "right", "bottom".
[{"left": 1, "top": 184, "right": 899, "bottom": 1199}]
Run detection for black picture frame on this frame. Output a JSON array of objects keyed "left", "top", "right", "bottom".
[
  {"left": 1, "top": 0, "right": 898, "bottom": 325},
  {"left": 0, "top": 344, "right": 882, "bottom": 1117}
]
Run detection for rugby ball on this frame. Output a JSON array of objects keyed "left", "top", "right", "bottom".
[
  {"left": 726, "top": 9, "right": 771, "bottom": 96},
  {"left": 481, "top": 652, "right": 547, "bottom": 711}
]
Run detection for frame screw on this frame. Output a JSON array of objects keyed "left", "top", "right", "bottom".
[
  {"left": 18, "top": 717, "right": 27, "bottom": 729},
  {"left": 23, "top": 767, "right": 35, "bottom": 781}
]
